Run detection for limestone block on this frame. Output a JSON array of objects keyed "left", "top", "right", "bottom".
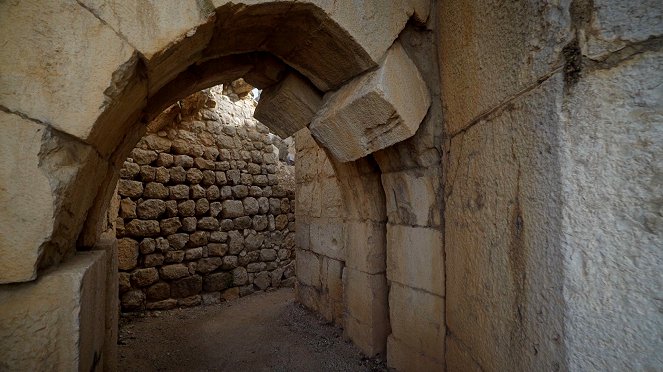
[
  {"left": 295, "top": 249, "right": 321, "bottom": 288},
  {"left": 78, "top": 0, "right": 217, "bottom": 94},
  {"left": 444, "top": 75, "right": 567, "bottom": 370},
  {"left": 387, "top": 335, "right": 444, "bottom": 372},
  {"left": 345, "top": 221, "right": 386, "bottom": 274},
  {"left": 309, "top": 218, "right": 346, "bottom": 261},
  {"left": 438, "top": 0, "right": 571, "bottom": 134},
  {"left": 310, "top": 42, "right": 430, "bottom": 162},
  {"left": 92, "top": 238, "right": 119, "bottom": 372},
  {"left": 382, "top": 168, "right": 441, "bottom": 227},
  {"left": 562, "top": 51, "right": 663, "bottom": 371},
  {"left": 386, "top": 225, "right": 443, "bottom": 296},
  {"left": 389, "top": 282, "right": 444, "bottom": 361},
  {"left": 0, "top": 252, "right": 107, "bottom": 372},
  {"left": 254, "top": 73, "right": 322, "bottom": 138},
  {"left": 0, "top": 112, "right": 105, "bottom": 283},
  {"left": 344, "top": 268, "right": 389, "bottom": 356},
  {"left": 0, "top": 0, "right": 147, "bottom": 156},
  {"left": 320, "top": 256, "right": 344, "bottom": 302}
]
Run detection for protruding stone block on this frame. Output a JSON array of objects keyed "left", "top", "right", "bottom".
[
  {"left": 254, "top": 73, "right": 322, "bottom": 139},
  {"left": 310, "top": 42, "right": 430, "bottom": 162}
]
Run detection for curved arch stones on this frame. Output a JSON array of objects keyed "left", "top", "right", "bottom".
[{"left": 0, "top": 0, "right": 430, "bottom": 283}]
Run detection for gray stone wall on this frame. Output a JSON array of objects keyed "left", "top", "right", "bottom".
[{"left": 115, "top": 90, "right": 296, "bottom": 311}]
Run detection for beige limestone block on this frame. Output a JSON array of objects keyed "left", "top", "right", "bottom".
[
  {"left": 310, "top": 42, "right": 430, "bottom": 162},
  {"left": 0, "top": 0, "right": 146, "bottom": 156},
  {"left": 0, "top": 252, "right": 107, "bottom": 371},
  {"left": 295, "top": 249, "right": 321, "bottom": 288},
  {"left": 344, "top": 268, "right": 389, "bottom": 356},
  {"left": 345, "top": 221, "right": 386, "bottom": 274},
  {"left": 389, "top": 282, "right": 444, "bottom": 360},
  {"left": 93, "top": 238, "right": 119, "bottom": 372},
  {"left": 387, "top": 335, "right": 445, "bottom": 372},
  {"left": 320, "top": 256, "right": 344, "bottom": 302},
  {"left": 438, "top": 0, "right": 572, "bottom": 134},
  {"left": 386, "top": 225, "right": 443, "bottom": 296},
  {"left": 254, "top": 73, "right": 322, "bottom": 139},
  {"left": 0, "top": 112, "right": 106, "bottom": 283},
  {"left": 382, "top": 168, "right": 441, "bottom": 227},
  {"left": 561, "top": 51, "right": 663, "bottom": 371},
  {"left": 79, "top": 0, "right": 217, "bottom": 95},
  {"left": 309, "top": 217, "right": 346, "bottom": 261},
  {"left": 444, "top": 74, "right": 567, "bottom": 371}
]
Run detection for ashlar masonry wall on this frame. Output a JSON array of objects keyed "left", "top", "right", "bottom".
[{"left": 115, "top": 89, "right": 296, "bottom": 311}]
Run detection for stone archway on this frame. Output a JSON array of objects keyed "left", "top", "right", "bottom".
[{"left": 0, "top": 1, "right": 437, "bottom": 370}]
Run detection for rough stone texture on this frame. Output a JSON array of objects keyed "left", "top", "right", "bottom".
[
  {"left": 444, "top": 74, "right": 568, "bottom": 371},
  {"left": 561, "top": 50, "right": 663, "bottom": 371},
  {"left": 116, "top": 88, "right": 296, "bottom": 311},
  {"left": 386, "top": 225, "right": 443, "bottom": 296},
  {"left": 0, "top": 252, "right": 108, "bottom": 372},
  {"left": 0, "top": 112, "right": 105, "bottom": 283},
  {"left": 1, "top": 1, "right": 660, "bottom": 371},
  {"left": 310, "top": 42, "right": 431, "bottom": 162},
  {"left": 437, "top": 0, "right": 572, "bottom": 135},
  {"left": 254, "top": 72, "right": 322, "bottom": 138},
  {"left": 0, "top": 0, "right": 145, "bottom": 156},
  {"left": 388, "top": 282, "right": 444, "bottom": 370}
]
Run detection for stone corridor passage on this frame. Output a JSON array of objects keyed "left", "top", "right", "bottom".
[{"left": 117, "top": 289, "right": 387, "bottom": 372}]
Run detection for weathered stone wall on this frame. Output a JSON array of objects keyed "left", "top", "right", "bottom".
[
  {"left": 294, "top": 126, "right": 391, "bottom": 358},
  {"left": 294, "top": 128, "right": 346, "bottom": 325},
  {"left": 438, "top": 0, "right": 663, "bottom": 371},
  {"left": 115, "top": 89, "right": 296, "bottom": 311}
]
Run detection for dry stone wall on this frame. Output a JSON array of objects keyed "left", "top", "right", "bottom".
[{"left": 115, "top": 88, "right": 296, "bottom": 311}]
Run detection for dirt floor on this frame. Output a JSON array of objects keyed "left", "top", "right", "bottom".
[{"left": 118, "top": 288, "right": 389, "bottom": 372}]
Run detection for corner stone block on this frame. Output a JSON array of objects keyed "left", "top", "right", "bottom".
[
  {"left": 0, "top": 112, "right": 106, "bottom": 283},
  {"left": 309, "top": 42, "right": 431, "bottom": 162},
  {"left": 386, "top": 224, "right": 444, "bottom": 296},
  {"left": 344, "top": 268, "right": 390, "bottom": 356},
  {"left": 0, "top": 251, "right": 108, "bottom": 371},
  {"left": 254, "top": 73, "right": 322, "bottom": 139}
]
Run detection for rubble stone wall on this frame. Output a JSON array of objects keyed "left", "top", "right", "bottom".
[{"left": 115, "top": 90, "right": 296, "bottom": 311}]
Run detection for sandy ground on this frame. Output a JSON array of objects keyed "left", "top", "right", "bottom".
[{"left": 118, "top": 288, "right": 389, "bottom": 372}]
